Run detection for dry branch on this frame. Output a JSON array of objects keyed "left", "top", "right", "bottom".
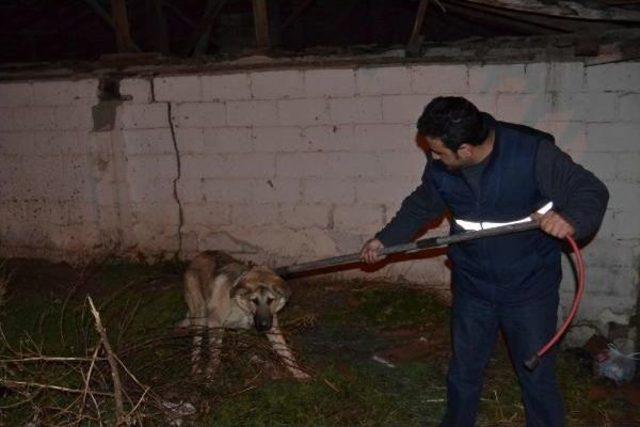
[{"left": 87, "top": 296, "right": 127, "bottom": 425}]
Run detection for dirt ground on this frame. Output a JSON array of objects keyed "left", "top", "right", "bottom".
[{"left": 0, "top": 257, "right": 638, "bottom": 426}]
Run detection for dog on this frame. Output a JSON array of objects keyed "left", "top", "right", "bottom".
[{"left": 181, "top": 251, "right": 309, "bottom": 380}]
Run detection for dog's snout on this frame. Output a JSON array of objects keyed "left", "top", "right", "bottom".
[{"left": 254, "top": 316, "right": 272, "bottom": 332}]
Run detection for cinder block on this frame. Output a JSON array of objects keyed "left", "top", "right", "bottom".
[
  {"left": 277, "top": 152, "right": 379, "bottom": 178},
  {"left": 0, "top": 131, "right": 36, "bottom": 155},
  {"left": 581, "top": 237, "right": 640, "bottom": 268},
  {"left": 607, "top": 181, "right": 640, "bottom": 211},
  {"left": 201, "top": 73, "right": 251, "bottom": 101},
  {"left": 231, "top": 203, "right": 279, "bottom": 226},
  {"left": 182, "top": 202, "right": 231, "bottom": 226},
  {"left": 278, "top": 99, "right": 330, "bottom": 126},
  {"left": 618, "top": 93, "right": 640, "bottom": 121},
  {"left": 567, "top": 151, "right": 617, "bottom": 182},
  {"left": 378, "top": 151, "right": 426, "bottom": 177},
  {"left": 586, "top": 62, "right": 640, "bottom": 92},
  {"left": 353, "top": 124, "right": 415, "bottom": 152},
  {"left": 612, "top": 209, "right": 640, "bottom": 239},
  {"left": 302, "top": 178, "right": 355, "bottom": 203},
  {"left": 333, "top": 204, "right": 385, "bottom": 232},
  {"left": 175, "top": 128, "right": 204, "bottom": 154},
  {"left": 496, "top": 93, "right": 552, "bottom": 124},
  {"left": 119, "top": 103, "right": 168, "bottom": 129},
  {"left": 0, "top": 108, "right": 15, "bottom": 131},
  {"left": 202, "top": 178, "right": 255, "bottom": 203},
  {"left": 171, "top": 102, "right": 225, "bottom": 128},
  {"left": 119, "top": 78, "right": 153, "bottom": 103},
  {"left": 615, "top": 152, "right": 640, "bottom": 183},
  {"left": 411, "top": 65, "right": 468, "bottom": 94},
  {"left": 330, "top": 97, "right": 383, "bottom": 124},
  {"left": 356, "top": 66, "right": 411, "bottom": 96},
  {"left": 355, "top": 178, "right": 417, "bottom": 206},
  {"left": 227, "top": 100, "right": 278, "bottom": 126},
  {"left": 176, "top": 179, "right": 204, "bottom": 203},
  {"left": 304, "top": 68, "right": 356, "bottom": 98},
  {"left": 252, "top": 178, "right": 301, "bottom": 203},
  {"left": 0, "top": 155, "right": 23, "bottom": 195},
  {"left": 128, "top": 177, "right": 175, "bottom": 203},
  {"left": 0, "top": 82, "right": 34, "bottom": 107},
  {"left": 527, "top": 62, "right": 585, "bottom": 93},
  {"left": 537, "top": 121, "right": 586, "bottom": 153},
  {"left": 23, "top": 155, "right": 65, "bottom": 199},
  {"left": 469, "top": 64, "right": 527, "bottom": 93},
  {"left": 179, "top": 154, "right": 207, "bottom": 180},
  {"left": 126, "top": 154, "right": 177, "bottom": 181},
  {"left": 577, "top": 265, "right": 638, "bottom": 296},
  {"left": 154, "top": 75, "right": 202, "bottom": 102},
  {"left": 20, "top": 106, "right": 61, "bottom": 132},
  {"left": 465, "top": 94, "right": 498, "bottom": 115},
  {"left": 302, "top": 125, "right": 355, "bottom": 152},
  {"left": 381, "top": 95, "right": 427, "bottom": 124},
  {"left": 586, "top": 123, "right": 640, "bottom": 152},
  {"left": 278, "top": 204, "right": 330, "bottom": 229},
  {"left": 54, "top": 106, "right": 94, "bottom": 130},
  {"left": 123, "top": 129, "right": 175, "bottom": 155},
  {"left": 203, "top": 127, "right": 252, "bottom": 153},
  {"left": 74, "top": 79, "right": 100, "bottom": 104},
  {"left": 201, "top": 153, "right": 276, "bottom": 178},
  {"left": 250, "top": 70, "right": 304, "bottom": 99},
  {"left": 548, "top": 92, "right": 617, "bottom": 122},
  {"left": 252, "top": 126, "right": 302, "bottom": 152},
  {"left": 31, "top": 80, "right": 81, "bottom": 106}
]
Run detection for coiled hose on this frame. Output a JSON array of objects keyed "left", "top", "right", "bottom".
[{"left": 524, "top": 235, "right": 585, "bottom": 370}]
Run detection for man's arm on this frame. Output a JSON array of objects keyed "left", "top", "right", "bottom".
[
  {"left": 535, "top": 139, "right": 609, "bottom": 241},
  {"left": 375, "top": 163, "right": 447, "bottom": 247}
]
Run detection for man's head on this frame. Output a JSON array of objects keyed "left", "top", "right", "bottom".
[{"left": 416, "top": 97, "right": 491, "bottom": 169}]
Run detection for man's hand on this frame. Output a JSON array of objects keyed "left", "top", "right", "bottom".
[
  {"left": 361, "top": 238, "right": 386, "bottom": 264},
  {"left": 532, "top": 210, "right": 575, "bottom": 239}
]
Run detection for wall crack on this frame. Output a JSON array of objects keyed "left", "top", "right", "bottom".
[{"left": 167, "top": 102, "right": 185, "bottom": 258}]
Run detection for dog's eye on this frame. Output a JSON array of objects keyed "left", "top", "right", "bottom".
[
  {"left": 251, "top": 298, "right": 259, "bottom": 305},
  {"left": 267, "top": 297, "right": 274, "bottom": 304}
]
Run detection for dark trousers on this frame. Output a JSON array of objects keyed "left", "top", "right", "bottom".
[{"left": 440, "top": 291, "right": 565, "bottom": 427}]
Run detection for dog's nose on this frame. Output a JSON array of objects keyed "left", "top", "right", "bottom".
[{"left": 255, "top": 318, "right": 271, "bottom": 332}]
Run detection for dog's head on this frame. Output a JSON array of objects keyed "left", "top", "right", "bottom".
[{"left": 230, "top": 266, "right": 290, "bottom": 333}]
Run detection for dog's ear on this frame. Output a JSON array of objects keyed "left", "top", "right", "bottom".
[{"left": 229, "top": 283, "right": 246, "bottom": 299}]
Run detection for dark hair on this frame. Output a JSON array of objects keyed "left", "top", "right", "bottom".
[{"left": 417, "top": 96, "right": 489, "bottom": 151}]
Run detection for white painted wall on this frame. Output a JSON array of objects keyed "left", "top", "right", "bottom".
[{"left": 0, "top": 61, "right": 638, "bottom": 347}]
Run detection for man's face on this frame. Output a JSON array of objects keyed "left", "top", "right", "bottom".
[{"left": 420, "top": 135, "right": 471, "bottom": 170}]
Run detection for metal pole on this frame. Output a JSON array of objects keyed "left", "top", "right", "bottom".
[{"left": 274, "top": 221, "right": 540, "bottom": 278}]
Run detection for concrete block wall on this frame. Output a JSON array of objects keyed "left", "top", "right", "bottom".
[{"left": 0, "top": 61, "right": 638, "bottom": 348}]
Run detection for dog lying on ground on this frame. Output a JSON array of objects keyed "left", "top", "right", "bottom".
[{"left": 181, "top": 251, "right": 309, "bottom": 380}]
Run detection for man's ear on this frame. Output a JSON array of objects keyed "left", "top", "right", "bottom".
[{"left": 456, "top": 143, "right": 473, "bottom": 159}]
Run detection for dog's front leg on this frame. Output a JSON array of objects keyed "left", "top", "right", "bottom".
[
  {"left": 266, "top": 319, "right": 310, "bottom": 380},
  {"left": 206, "top": 321, "right": 224, "bottom": 381}
]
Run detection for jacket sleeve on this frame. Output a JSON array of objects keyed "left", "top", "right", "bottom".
[
  {"left": 535, "top": 139, "right": 609, "bottom": 241},
  {"left": 375, "top": 162, "right": 447, "bottom": 247}
]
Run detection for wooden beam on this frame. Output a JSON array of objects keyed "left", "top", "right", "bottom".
[
  {"left": 252, "top": 0, "right": 270, "bottom": 49},
  {"left": 462, "top": 0, "right": 640, "bottom": 22},
  {"left": 147, "top": 0, "right": 170, "bottom": 54},
  {"left": 81, "top": 0, "right": 140, "bottom": 51},
  {"left": 407, "top": 0, "right": 429, "bottom": 57},
  {"left": 281, "top": 0, "right": 315, "bottom": 31},
  {"left": 110, "top": 0, "right": 135, "bottom": 52},
  {"left": 182, "top": 0, "right": 228, "bottom": 56},
  {"left": 443, "top": 1, "right": 567, "bottom": 35}
]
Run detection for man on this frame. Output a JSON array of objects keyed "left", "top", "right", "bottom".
[{"left": 361, "top": 97, "right": 608, "bottom": 426}]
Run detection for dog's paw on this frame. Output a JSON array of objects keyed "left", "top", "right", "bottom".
[{"left": 291, "top": 369, "right": 312, "bottom": 381}]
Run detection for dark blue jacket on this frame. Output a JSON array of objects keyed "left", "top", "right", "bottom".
[{"left": 376, "top": 114, "right": 609, "bottom": 304}]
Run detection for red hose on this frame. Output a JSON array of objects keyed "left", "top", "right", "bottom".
[{"left": 524, "top": 235, "right": 585, "bottom": 370}]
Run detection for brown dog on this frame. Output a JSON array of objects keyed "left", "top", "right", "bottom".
[{"left": 182, "top": 251, "right": 309, "bottom": 380}]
